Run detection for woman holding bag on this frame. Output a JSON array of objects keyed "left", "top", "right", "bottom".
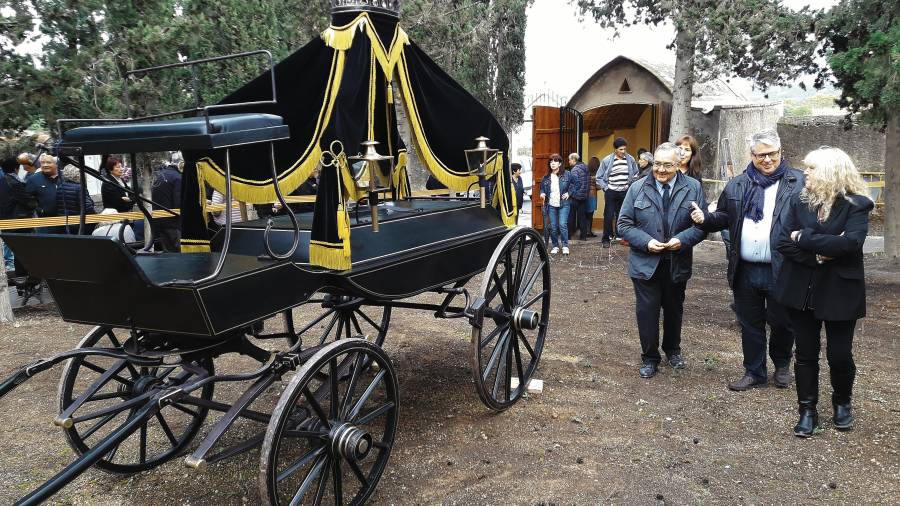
[{"left": 775, "top": 147, "right": 873, "bottom": 438}]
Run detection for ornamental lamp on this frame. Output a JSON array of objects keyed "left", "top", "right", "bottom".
[
  {"left": 348, "top": 139, "right": 394, "bottom": 232},
  {"left": 464, "top": 136, "right": 498, "bottom": 208}
]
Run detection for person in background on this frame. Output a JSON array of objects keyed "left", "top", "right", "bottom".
[
  {"left": 690, "top": 129, "right": 803, "bottom": 391},
  {"left": 56, "top": 165, "right": 96, "bottom": 234},
  {"left": 586, "top": 156, "right": 600, "bottom": 237},
  {"left": 511, "top": 162, "right": 525, "bottom": 213},
  {"left": 25, "top": 154, "right": 64, "bottom": 233},
  {"left": 102, "top": 156, "right": 134, "bottom": 212},
  {"left": 637, "top": 151, "right": 654, "bottom": 179},
  {"left": 676, "top": 135, "right": 703, "bottom": 181},
  {"left": 151, "top": 153, "right": 183, "bottom": 252},
  {"left": 539, "top": 154, "right": 572, "bottom": 255},
  {"left": 618, "top": 143, "right": 707, "bottom": 378},
  {"left": 596, "top": 137, "right": 639, "bottom": 248},
  {"left": 567, "top": 153, "right": 590, "bottom": 241},
  {"left": 2, "top": 157, "right": 36, "bottom": 275},
  {"left": 775, "top": 147, "right": 873, "bottom": 437},
  {"left": 92, "top": 208, "right": 136, "bottom": 243},
  {"left": 210, "top": 189, "right": 244, "bottom": 230},
  {"left": 17, "top": 153, "right": 38, "bottom": 181}
]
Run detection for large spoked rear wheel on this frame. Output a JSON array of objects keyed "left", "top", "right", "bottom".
[
  {"left": 472, "top": 227, "right": 550, "bottom": 411},
  {"left": 291, "top": 295, "right": 391, "bottom": 348},
  {"left": 57, "top": 327, "right": 214, "bottom": 474},
  {"left": 260, "top": 339, "right": 399, "bottom": 505}
]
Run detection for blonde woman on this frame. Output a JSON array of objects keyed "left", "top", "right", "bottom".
[{"left": 775, "top": 147, "right": 873, "bottom": 438}]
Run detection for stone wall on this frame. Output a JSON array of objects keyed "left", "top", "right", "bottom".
[{"left": 778, "top": 115, "right": 885, "bottom": 171}]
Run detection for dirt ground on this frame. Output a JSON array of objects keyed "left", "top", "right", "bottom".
[{"left": 1, "top": 239, "right": 899, "bottom": 505}]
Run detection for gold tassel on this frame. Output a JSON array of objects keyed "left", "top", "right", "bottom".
[{"left": 387, "top": 83, "right": 394, "bottom": 104}]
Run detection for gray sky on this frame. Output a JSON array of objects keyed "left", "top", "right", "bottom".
[{"left": 524, "top": 0, "right": 840, "bottom": 103}]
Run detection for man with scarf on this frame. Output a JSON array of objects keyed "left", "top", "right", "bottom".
[{"left": 690, "top": 130, "right": 803, "bottom": 391}]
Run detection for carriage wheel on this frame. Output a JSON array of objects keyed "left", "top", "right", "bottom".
[
  {"left": 260, "top": 339, "right": 399, "bottom": 505},
  {"left": 471, "top": 227, "right": 551, "bottom": 411},
  {"left": 57, "top": 327, "right": 215, "bottom": 474},
  {"left": 291, "top": 295, "right": 391, "bottom": 348}
]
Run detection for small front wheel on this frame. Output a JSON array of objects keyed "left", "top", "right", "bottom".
[{"left": 260, "top": 339, "right": 399, "bottom": 505}]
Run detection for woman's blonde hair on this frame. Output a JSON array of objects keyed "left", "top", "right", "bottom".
[{"left": 800, "top": 147, "right": 870, "bottom": 221}]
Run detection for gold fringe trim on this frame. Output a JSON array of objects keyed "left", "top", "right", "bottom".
[
  {"left": 320, "top": 12, "right": 409, "bottom": 81},
  {"left": 393, "top": 151, "right": 410, "bottom": 199},
  {"left": 193, "top": 49, "right": 347, "bottom": 204},
  {"left": 394, "top": 53, "right": 479, "bottom": 191},
  {"left": 180, "top": 239, "right": 211, "bottom": 253},
  {"left": 487, "top": 153, "right": 517, "bottom": 227},
  {"left": 309, "top": 241, "right": 351, "bottom": 270}
]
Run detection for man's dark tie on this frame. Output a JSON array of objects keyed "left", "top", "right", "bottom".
[{"left": 662, "top": 183, "right": 671, "bottom": 240}]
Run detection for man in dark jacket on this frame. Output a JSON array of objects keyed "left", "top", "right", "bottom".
[
  {"left": 567, "top": 153, "right": 590, "bottom": 240},
  {"left": 25, "top": 154, "right": 65, "bottom": 233},
  {"left": 151, "top": 156, "right": 183, "bottom": 252},
  {"left": 1, "top": 157, "right": 37, "bottom": 274},
  {"left": 690, "top": 129, "right": 804, "bottom": 391},
  {"left": 57, "top": 165, "right": 96, "bottom": 234},
  {"left": 618, "top": 143, "right": 707, "bottom": 379}
]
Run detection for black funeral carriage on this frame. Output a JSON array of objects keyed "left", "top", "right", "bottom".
[{"left": 0, "top": 3, "right": 550, "bottom": 505}]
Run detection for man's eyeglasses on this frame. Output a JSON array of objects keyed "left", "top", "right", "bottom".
[
  {"left": 752, "top": 150, "right": 781, "bottom": 161},
  {"left": 653, "top": 162, "right": 677, "bottom": 170}
]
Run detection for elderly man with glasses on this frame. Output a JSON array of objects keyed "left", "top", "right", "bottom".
[
  {"left": 690, "top": 129, "right": 804, "bottom": 391},
  {"left": 618, "top": 142, "right": 707, "bottom": 379}
]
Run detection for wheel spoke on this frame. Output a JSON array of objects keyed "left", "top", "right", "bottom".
[
  {"left": 65, "top": 360, "right": 128, "bottom": 415},
  {"left": 78, "top": 411, "right": 119, "bottom": 440},
  {"left": 513, "top": 238, "right": 526, "bottom": 295},
  {"left": 287, "top": 453, "right": 327, "bottom": 506},
  {"left": 353, "top": 402, "right": 395, "bottom": 425},
  {"left": 482, "top": 329, "right": 510, "bottom": 382},
  {"left": 313, "top": 456, "right": 330, "bottom": 506},
  {"left": 340, "top": 353, "right": 365, "bottom": 420},
  {"left": 329, "top": 359, "right": 339, "bottom": 419},
  {"left": 282, "top": 430, "right": 326, "bottom": 439},
  {"left": 348, "top": 312, "right": 364, "bottom": 336},
  {"left": 72, "top": 392, "right": 153, "bottom": 423},
  {"left": 504, "top": 250, "right": 514, "bottom": 304},
  {"left": 79, "top": 360, "right": 133, "bottom": 386},
  {"left": 517, "top": 329, "right": 536, "bottom": 360},
  {"left": 354, "top": 308, "right": 384, "bottom": 335},
  {"left": 522, "top": 289, "right": 548, "bottom": 310},
  {"left": 83, "top": 391, "right": 127, "bottom": 403},
  {"left": 303, "top": 388, "right": 332, "bottom": 428},
  {"left": 512, "top": 332, "right": 525, "bottom": 389},
  {"left": 491, "top": 271, "right": 512, "bottom": 310},
  {"left": 347, "top": 369, "right": 386, "bottom": 421},
  {"left": 492, "top": 340, "right": 510, "bottom": 400},
  {"left": 296, "top": 308, "right": 336, "bottom": 337},
  {"left": 317, "top": 313, "right": 341, "bottom": 346},
  {"left": 168, "top": 402, "right": 201, "bottom": 419},
  {"left": 332, "top": 456, "right": 343, "bottom": 505},
  {"left": 479, "top": 322, "right": 509, "bottom": 350},
  {"left": 155, "top": 412, "right": 179, "bottom": 447},
  {"left": 518, "top": 260, "right": 545, "bottom": 301},
  {"left": 278, "top": 446, "right": 325, "bottom": 483},
  {"left": 343, "top": 313, "right": 353, "bottom": 340},
  {"left": 347, "top": 458, "right": 369, "bottom": 488}
]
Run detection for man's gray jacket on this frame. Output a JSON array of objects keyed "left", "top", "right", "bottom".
[
  {"left": 617, "top": 172, "right": 707, "bottom": 282},
  {"left": 596, "top": 152, "right": 639, "bottom": 191},
  {"left": 697, "top": 166, "right": 805, "bottom": 288}
]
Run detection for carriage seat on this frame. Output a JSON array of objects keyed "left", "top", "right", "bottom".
[{"left": 59, "top": 113, "right": 290, "bottom": 154}]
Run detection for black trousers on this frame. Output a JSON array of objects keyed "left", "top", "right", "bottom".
[
  {"left": 602, "top": 189, "right": 626, "bottom": 241},
  {"left": 732, "top": 262, "right": 794, "bottom": 381},
  {"left": 571, "top": 198, "right": 589, "bottom": 239},
  {"left": 632, "top": 259, "right": 686, "bottom": 364},
  {"left": 788, "top": 307, "right": 857, "bottom": 407}
]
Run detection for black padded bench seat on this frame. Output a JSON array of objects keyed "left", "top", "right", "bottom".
[{"left": 59, "top": 113, "right": 290, "bottom": 154}]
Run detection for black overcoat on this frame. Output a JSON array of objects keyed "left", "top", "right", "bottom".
[{"left": 774, "top": 193, "right": 873, "bottom": 321}]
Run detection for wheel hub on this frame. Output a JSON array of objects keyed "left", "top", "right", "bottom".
[
  {"left": 330, "top": 422, "right": 373, "bottom": 461},
  {"left": 131, "top": 375, "right": 162, "bottom": 396},
  {"left": 511, "top": 307, "right": 540, "bottom": 331}
]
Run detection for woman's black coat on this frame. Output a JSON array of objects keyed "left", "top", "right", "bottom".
[
  {"left": 774, "top": 192, "right": 873, "bottom": 321},
  {"left": 101, "top": 179, "right": 133, "bottom": 212}
]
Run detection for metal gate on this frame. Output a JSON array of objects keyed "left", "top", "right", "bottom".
[{"left": 560, "top": 106, "right": 583, "bottom": 160}]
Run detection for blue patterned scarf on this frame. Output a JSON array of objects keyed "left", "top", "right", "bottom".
[{"left": 743, "top": 159, "right": 787, "bottom": 222}]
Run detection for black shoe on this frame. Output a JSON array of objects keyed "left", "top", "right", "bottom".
[
  {"left": 727, "top": 374, "right": 767, "bottom": 391},
  {"left": 667, "top": 354, "right": 685, "bottom": 369},
  {"left": 773, "top": 366, "right": 792, "bottom": 388},
  {"left": 833, "top": 403, "right": 854, "bottom": 430},
  {"left": 601, "top": 240, "right": 611, "bottom": 249},
  {"left": 794, "top": 408, "right": 820, "bottom": 438},
  {"left": 639, "top": 361, "right": 658, "bottom": 378},
  {"left": 588, "top": 232, "right": 597, "bottom": 237}
]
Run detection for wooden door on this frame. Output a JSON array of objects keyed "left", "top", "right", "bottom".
[{"left": 531, "top": 106, "right": 561, "bottom": 230}]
